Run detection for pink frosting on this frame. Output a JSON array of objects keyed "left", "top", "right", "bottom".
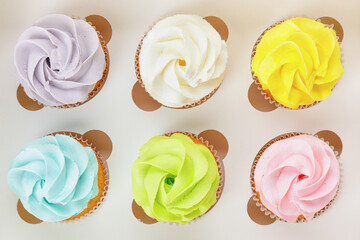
[
  {"left": 254, "top": 135, "right": 340, "bottom": 223},
  {"left": 14, "top": 14, "right": 106, "bottom": 106}
]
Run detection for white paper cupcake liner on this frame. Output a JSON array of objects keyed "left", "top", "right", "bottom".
[{"left": 250, "top": 132, "right": 341, "bottom": 223}]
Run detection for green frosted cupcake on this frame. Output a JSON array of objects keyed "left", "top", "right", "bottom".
[{"left": 132, "top": 133, "right": 221, "bottom": 224}]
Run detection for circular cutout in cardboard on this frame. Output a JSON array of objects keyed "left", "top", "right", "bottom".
[
  {"left": 85, "top": 15, "right": 112, "bottom": 44},
  {"left": 132, "top": 200, "right": 158, "bottom": 224},
  {"left": 199, "top": 129, "right": 229, "bottom": 160},
  {"left": 17, "top": 199, "right": 42, "bottom": 224},
  {"left": 17, "top": 85, "right": 44, "bottom": 111},
  {"left": 83, "top": 130, "right": 113, "bottom": 161},
  {"left": 317, "top": 17, "right": 344, "bottom": 42},
  {"left": 132, "top": 81, "right": 162, "bottom": 111},
  {"left": 316, "top": 130, "right": 343, "bottom": 156},
  {"left": 247, "top": 197, "right": 276, "bottom": 225},
  {"left": 248, "top": 82, "right": 277, "bottom": 112},
  {"left": 203, "top": 16, "right": 229, "bottom": 41}
]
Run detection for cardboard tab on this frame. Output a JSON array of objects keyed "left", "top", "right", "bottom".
[
  {"left": 315, "top": 130, "right": 343, "bottom": 156},
  {"left": 83, "top": 130, "right": 113, "bottom": 161},
  {"left": 132, "top": 200, "right": 158, "bottom": 224},
  {"left": 17, "top": 199, "right": 42, "bottom": 224},
  {"left": 199, "top": 129, "right": 229, "bottom": 160},
  {"left": 248, "top": 82, "right": 277, "bottom": 112},
  {"left": 85, "top": 15, "right": 112, "bottom": 44},
  {"left": 317, "top": 17, "right": 344, "bottom": 42},
  {"left": 204, "top": 16, "right": 229, "bottom": 41},
  {"left": 132, "top": 81, "right": 162, "bottom": 111},
  {"left": 17, "top": 85, "right": 44, "bottom": 111},
  {"left": 247, "top": 197, "right": 276, "bottom": 225}
]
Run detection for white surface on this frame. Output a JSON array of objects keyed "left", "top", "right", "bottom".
[{"left": 0, "top": 0, "right": 358, "bottom": 239}]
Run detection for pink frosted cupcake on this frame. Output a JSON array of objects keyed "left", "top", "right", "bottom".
[{"left": 251, "top": 133, "right": 340, "bottom": 222}]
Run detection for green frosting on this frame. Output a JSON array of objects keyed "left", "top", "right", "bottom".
[{"left": 132, "top": 133, "right": 220, "bottom": 223}]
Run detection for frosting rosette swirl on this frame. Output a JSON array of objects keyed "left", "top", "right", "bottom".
[
  {"left": 251, "top": 17, "right": 343, "bottom": 109},
  {"left": 132, "top": 133, "right": 220, "bottom": 223},
  {"left": 139, "top": 14, "right": 228, "bottom": 108},
  {"left": 8, "top": 134, "right": 99, "bottom": 222},
  {"left": 254, "top": 134, "right": 340, "bottom": 223},
  {"left": 14, "top": 14, "right": 106, "bottom": 106}
]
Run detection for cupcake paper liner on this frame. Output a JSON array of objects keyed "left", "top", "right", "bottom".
[
  {"left": 49, "top": 132, "right": 110, "bottom": 223},
  {"left": 156, "top": 131, "right": 225, "bottom": 225},
  {"left": 134, "top": 16, "right": 221, "bottom": 110},
  {"left": 249, "top": 132, "right": 341, "bottom": 223},
  {"left": 250, "top": 17, "right": 344, "bottom": 110}
]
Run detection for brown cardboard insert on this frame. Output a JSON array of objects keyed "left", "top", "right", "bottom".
[
  {"left": 17, "top": 199, "right": 42, "bottom": 224},
  {"left": 17, "top": 14, "right": 112, "bottom": 111},
  {"left": 315, "top": 130, "right": 343, "bottom": 156},
  {"left": 132, "top": 129, "right": 228, "bottom": 224},
  {"left": 17, "top": 85, "right": 44, "bottom": 111},
  {"left": 248, "top": 16, "right": 344, "bottom": 112},
  {"left": 85, "top": 15, "right": 112, "bottom": 44},
  {"left": 199, "top": 129, "right": 229, "bottom": 160},
  {"left": 247, "top": 197, "right": 276, "bottom": 225},
  {"left": 132, "top": 15, "right": 229, "bottom": 112},
  {"left": 247, "top": 130, "right": 343, "bottom": 225},
  {"left": 16, "top": 129, "right": 112, "bottom": 224}
]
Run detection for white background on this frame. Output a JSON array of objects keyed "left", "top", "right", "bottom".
[{"left": 0, "top": 0, "right": 359, "bottom": 239}]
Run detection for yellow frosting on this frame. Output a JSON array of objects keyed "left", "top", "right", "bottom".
[{"left": 251, "top": 17, "right": 343, "bottom": 109}]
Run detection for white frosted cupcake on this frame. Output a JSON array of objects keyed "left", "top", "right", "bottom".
[{"left": 136, "top": 14, "right": 228, "bottom": 108}]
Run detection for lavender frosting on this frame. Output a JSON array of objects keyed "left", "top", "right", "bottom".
[{"left": 14, "top": 14, "right": 106, "bottom": 106}]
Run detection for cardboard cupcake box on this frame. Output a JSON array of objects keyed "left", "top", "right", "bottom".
[{"left": 1, "top": 0, "right": 358, "bottom": 240}]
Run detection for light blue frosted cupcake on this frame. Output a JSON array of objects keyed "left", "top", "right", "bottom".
[{"left": 8, "top": 134, "right": 107, "bottom": 222}]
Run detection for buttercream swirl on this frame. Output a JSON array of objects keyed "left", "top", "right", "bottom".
[
  {"left": 254, "top": 135, "right": 340, "bottom": 222},
  {"left": 139, "top": 14, "right": 228, "bottom": 108},
  {"left": 14, "top": 14, "right": 106, "bottom": 106},
  {"left": 132, "top": 133, "right": 219, "bottom": 223},
  {"left": 252, "top": 17, "right": 343, "bottom": 109},
  {"left": 8, "top": 134, "right": 99, "bottom": 222}
]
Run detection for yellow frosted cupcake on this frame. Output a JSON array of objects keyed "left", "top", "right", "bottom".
[{"left": 251, "top": 17, "right": 343, "bottom": 109}]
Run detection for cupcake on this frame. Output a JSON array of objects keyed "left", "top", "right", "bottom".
[
  {"left": 251, "top": 17, "right": 343, "bottom": 109},
  {"left": 14, "top": 14, "right": 109, "bottom": 108},
  {"left": 135, "top": 14, "right": 228, "bottom": 109},
  {"left": 8, "top": 133, "right": 108, "bottom": 222},
  {"left": 132, "top": 132, "right": 222, "bottom": 224},
  {"left": 251, "top": 133, "right": 340, "bottom": 222}
]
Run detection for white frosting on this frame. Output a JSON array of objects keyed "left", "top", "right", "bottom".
[{"left": 139, "top": 14, "right": 228, "bottom": 108}]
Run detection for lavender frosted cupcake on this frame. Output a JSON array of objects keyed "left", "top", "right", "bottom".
[{"left": 14, "top": 14, "right": 109, "bottom": 108}]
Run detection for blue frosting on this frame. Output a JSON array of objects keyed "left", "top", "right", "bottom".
[{"left": 8, "top": 134, "right": 99, "bottom": 221}]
